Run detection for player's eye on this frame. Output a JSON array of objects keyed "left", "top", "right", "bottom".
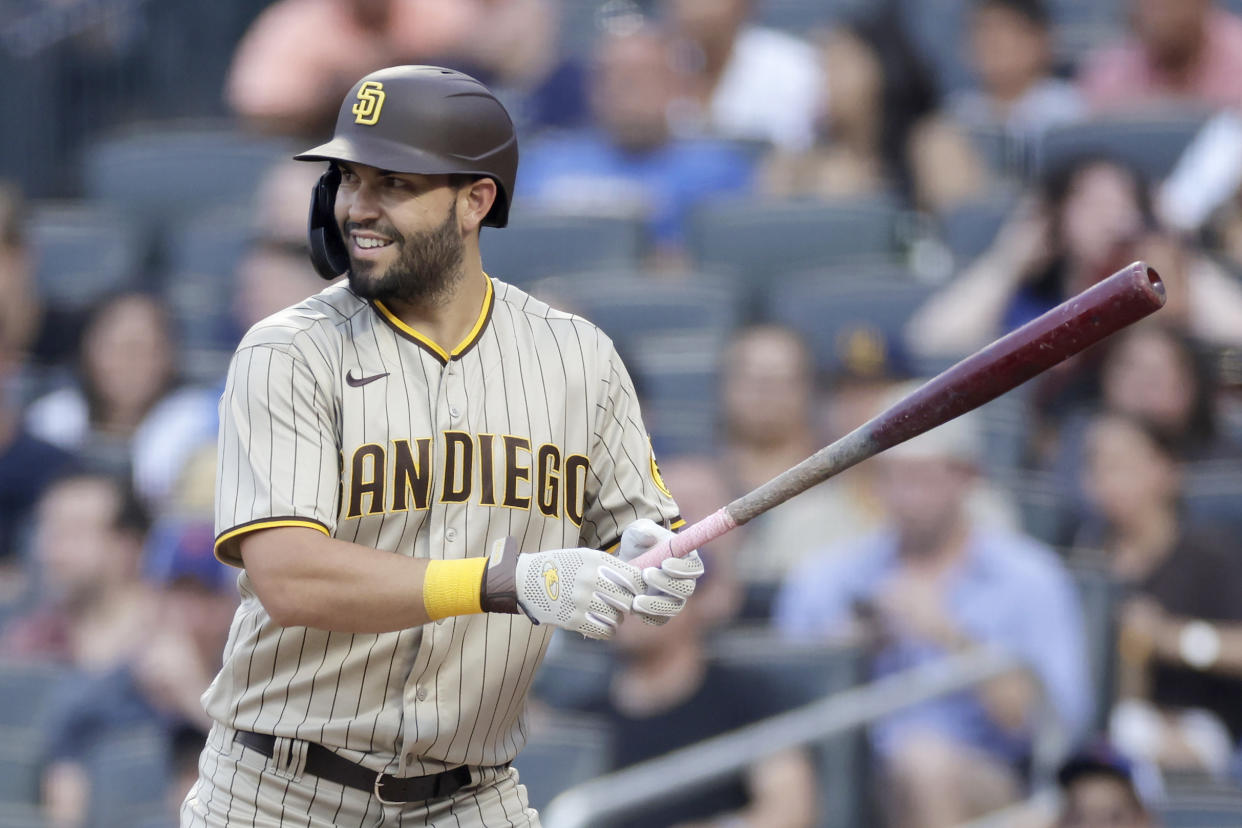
[
  {"left": 383, "top": 176, "right": 407, "bottom": 189},
  {"left": 338, "top": 168, "right": 358, "bottom": 185}
]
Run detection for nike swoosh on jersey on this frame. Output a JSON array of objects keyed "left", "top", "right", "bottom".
[{"left": 346, "top": 370, "right": 390, "bottom": 387}]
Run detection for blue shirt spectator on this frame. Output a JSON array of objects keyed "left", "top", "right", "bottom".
[
  {"left": 519, "top": 129, "right": 754, "bottom": 248},
  {"left": 775, "top": 525, "right": 1091, "bottom": 762},
  {"left": 773, "top": 385, "right": 1091, "bottom": 826},
  {"left": 515, "top": 23, "right": 754, "bottom": 250}
]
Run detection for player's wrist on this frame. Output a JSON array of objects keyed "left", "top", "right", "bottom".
[
  {"left": 422, "top": 557, "right": 488, "bottom": 621},
  {"left": 480, "top": 537, "right": 522, "bottom": 615}
]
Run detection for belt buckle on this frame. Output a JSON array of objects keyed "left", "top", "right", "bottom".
[{"left": 374, "top": 772, "right": 403, "bottom": 805}]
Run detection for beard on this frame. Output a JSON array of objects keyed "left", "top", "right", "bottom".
[{"left": 345, "top": 201, "right": 465, "bottom": 305}]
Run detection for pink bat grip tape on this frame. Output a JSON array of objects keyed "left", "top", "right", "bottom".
[{"left": 630, "top": 508, "right": 737, "bottom": 570}]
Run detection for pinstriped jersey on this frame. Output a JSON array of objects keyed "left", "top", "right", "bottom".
[{"left": 207, "top": 276, "right": 682, "bottom": 776}]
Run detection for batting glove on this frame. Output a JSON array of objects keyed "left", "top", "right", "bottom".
[
  {"left": 480, "top": 538, "right": 645, "bottom": 640},
  {"left": 619, "top": 518, "right": 705, "bottom": 626}
]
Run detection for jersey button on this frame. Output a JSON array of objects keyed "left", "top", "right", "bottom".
[
  {"left": 449, "top": 405, "right": 461, "bottom": 420},
  {"left": 445, "top": 528, "right": 458, "bottom": 542},
  {"left": 416, "top": 686, "right": 428, "bottom": 702}
]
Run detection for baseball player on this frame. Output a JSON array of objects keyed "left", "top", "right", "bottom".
[{"left": 181, "top": 65, "right": 704, "bottom": 827}]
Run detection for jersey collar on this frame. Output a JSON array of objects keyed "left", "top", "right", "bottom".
[{"left": 372, "top": 276, "right": 494, "bottom": 365}]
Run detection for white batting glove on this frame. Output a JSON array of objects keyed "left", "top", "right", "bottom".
[
  {"left": 480, "top": 538, "right": 645, "bottom": 640},
  {"left": 618, "top": 518, "right": 705, "bottom": 626}
]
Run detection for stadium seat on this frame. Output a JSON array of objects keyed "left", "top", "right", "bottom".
[
  {"left": 26, "top": 202, "right": 147, "bottom": 310},
  {"left": 83, "top": 726, "right": 171, "bottom": 828},
  {"left": 0, "top": 660, "right": 70, "bottom": 730},
  {"left": 633, "top": 356, "right": 720, "bottom": 457},
  {"left": 530, "top": 272, "right": 739, "bottom": 456},
  {"left": 972, "top": 385, "right": 1034, "bottom": 484},
  {"left": 1182, "top": 463, "right": 1242, "bottom": 532},
  {"left": 0, "top": 803, "right": 47, "bottom": 828},
  {"left": 1006, "top": 470, "right": 1067, "bottom": 545},
  {"left": 766, "top": 266, "right": 935, "bottom": 375},
  {"left": 514, "top": 713, "right": 612, "bottom": 813},
  {"left": 965, "top": 124, "right": 1033, "bottom": 181},
  {"left": 163, "top": 267, "right": 242, "bottom": 381},
  {"left": 531, "top": 272, "right": 740, "bottom": 341},
  {"left": 1158, "top": 797, "right": 1242, "bottom": 828},
  {"left": 707, "top": 630, "right": 865, "bottom": 828},
  {"left": 686, "top": 197, "right": 906, "bottom": 294},
  {"left": 1046, "top": 0, "right": 1125, "bottom": 63},
  {"left": 1067, "top": 562, "right": 1122, "bottom": 735},
  {"left": 81, "top": 126, "right": 289, "bottom": 225},
  {"left": 1036, "top": 111, "right": 1212, "bottom": 182},
  {"left": 531, "top": 631, "right": 613, "bottom": 711},
  {"left": 0, "top": 735, "right": 42, "bottom": 804},
  {"left": 0, "top": 662, "right": 71, "bottom": 804},
  {"left": 480, "top": 212, "right": 645, "bottom": 288},
  {"left": 754, "top": 0, "right": 858, "bottom": 33},
  {"left": 165, "top": 205, "right": 254, "bottom": 282},
  {"left": 161, "top": 206, "right": 253, "bottom": 360},
  {"left": 896, "top": 0, "right": 973, "bottom": 93},
  {"left": 939, "top": 191, "right": 1018, "bottom": 263}
]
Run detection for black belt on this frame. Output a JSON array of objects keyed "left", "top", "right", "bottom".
[{"left": 233, "top": 730, "right": 472, "bottom": 804}]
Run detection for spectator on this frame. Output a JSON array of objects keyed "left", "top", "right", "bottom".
[
  {"left": 22, "top": 292, "right": 206, "bottom": 479},
  {"left": 776, "top": 399, "right": 1090, "bottom": 828},
  {"left": 1034, "top": 323, "right": 1241, "bottom": 538},
  {"left": 906, "top": 154, "right": 1242, "bottom": 358},
  {"left": 0, "top": 181, "right": 41, "bottom": 361},
  {"left": 0, "top": 472, "right": 152, "bottom": 669},
  {"left": 715, "top": 325, "right": 871, "bottom": 587},
  {"left": 40, "top": 514, "right": 237, "bottom": 828},
  {"left": 714, "top": 326, "right": 1016, "bottom": 592},
  {"left": 761, "top": 13, "right": 989, "bottom": 212},
  {"left": 133, "top": 159, "right": 333, "bottom": 510},
  {"left": 1054, "top": 745, "right": 1157, "bottom": 828},
  {"left": 0, "top": 181, "right": 82, "bottom": 369},
  {"left": 1094, "top": 323, "right": 1236, "bottom": 463},
  {"left": 1079, "top": 0, "right": 1242, "bottom": 113},
  {"left": 0, "top": 322, "right": 75, "bottom": 603},
  {"left": 949, "top": 0, "right": 1085, "bottom": 139},
  {"left": 1077, "top": 413, "right": 1242, "bottom": 776},
  {"left": 226, "top": 0, "right": 479, "bottom": 136},
  {"left": 581, "top": 547, "right": 817, "bottom": 828},
  {"left": 431, "top": 0, "right": 590, "bottom": 135},
  {"left": 133, "top": 159, "right": 330, "bottom": 509},
  {"left": 517, "top": 24, "right": 754, "bottom": 258},
  {"left": 662, "top": 0, "right": 822, "bottom": 151}
]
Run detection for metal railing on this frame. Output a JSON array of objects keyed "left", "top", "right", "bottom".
[{"left": 542, "top": 645, "right": 1069, "bottom": 828}]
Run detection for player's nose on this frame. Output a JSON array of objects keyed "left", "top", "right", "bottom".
[{"left": 340, "top": 181, "right": 382, "bottom": 224}]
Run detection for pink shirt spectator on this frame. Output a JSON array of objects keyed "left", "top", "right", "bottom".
[
  {"left": 226, "top": 0, "right": 477, "bottom": 133},
  {"left": 1080, "top": 8, "right": 1242, "bottom": 111}
]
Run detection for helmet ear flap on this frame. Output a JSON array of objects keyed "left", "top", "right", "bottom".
[{"left": 308, "top": 166, "right": 350, "bottom": 280}]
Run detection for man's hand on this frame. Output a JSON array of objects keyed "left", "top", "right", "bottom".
[
  {"left": 480, "top": 538, "right": 645, "bottom": 639},
  {"left": 619, "top": 518, "right": 705, "bottom": 626},
  {"left": 873, "top": 572, "right": 966, "bottom": 650}
]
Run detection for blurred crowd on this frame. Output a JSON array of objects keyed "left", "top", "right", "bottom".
[{"left": 4, "top": 0, "right": 1242, "bottom": 826}]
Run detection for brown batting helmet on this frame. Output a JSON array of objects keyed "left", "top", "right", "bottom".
[{"left": 294, "top": 65, "right": 519, "bottom": 279}]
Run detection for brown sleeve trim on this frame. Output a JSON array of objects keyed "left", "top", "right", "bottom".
[{"left": 214, "top": 516, "right": 332, "bottom": 567}]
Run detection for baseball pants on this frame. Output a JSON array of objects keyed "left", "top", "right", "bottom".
[{"left": 181, "top": 724, "right": 540, "bottom": 827}]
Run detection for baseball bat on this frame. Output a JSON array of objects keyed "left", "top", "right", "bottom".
[{"left": 631, "top": 261, "right": 1166, "bottom": 571}]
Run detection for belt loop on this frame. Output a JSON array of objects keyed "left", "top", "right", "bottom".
[
  {"left": 218, "top": 724, "right": 236, "bottom": 753},
  {"left": 270, "top": 736, "right": 308, "bottom": 781}
]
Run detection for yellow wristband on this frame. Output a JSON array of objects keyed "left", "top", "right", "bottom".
[{"left": 422, "top": 558, "right": 488, "bottom": 621}]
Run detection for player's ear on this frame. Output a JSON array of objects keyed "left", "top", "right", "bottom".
[{"left": 457, "top": 177, "right": 497, "bottom": 235}]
